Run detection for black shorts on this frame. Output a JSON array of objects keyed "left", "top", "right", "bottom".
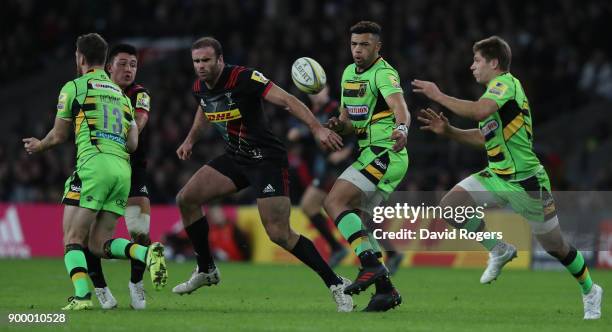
[
  {"left": 129, "top": 165, "right": 150, "bottom": 198},
  {"left": 208, "top": 154, "right": 289, "bottom": 198}
]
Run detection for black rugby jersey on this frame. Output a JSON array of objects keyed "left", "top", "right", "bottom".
[
  {"left": 125, "top": 83, "right": 151, "bottom": 167},
  {"left": 192, "top": 65, "right": 287, "bottom": 164}
]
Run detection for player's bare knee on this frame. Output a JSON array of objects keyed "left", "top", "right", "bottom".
[{"left": 266, "top": 227, "right": 290, "bottom": 248}]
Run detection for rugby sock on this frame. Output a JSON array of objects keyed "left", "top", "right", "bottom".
[
  {"left": 309, "top": 212, "right": 342, "bottom": 251},
  {"left": 185, "top": 216, "right": 216, "bottom": 273},
  {"left": 559, "top": 247, "right": 593, "bottom": 294},
  {"left": 103, "top": 238, "right": 147, "bottom": 263},
  {"left": 130, "top": 234, "right": 150, "bottom": 283},
  {"left": 290, "top": 235, "right": 342, "bottom": 287},
  {"left": 335, "top": 210, "right": 373, "bottom": 256},
  {"left": 64, "top": 244, "right": 90, "bottom": 299},
  {"left": 84, "top": 247, "right": 107, "bottom": 288},
  {"left": 464, "top": 217, "right": 499, "bottom": 251}
]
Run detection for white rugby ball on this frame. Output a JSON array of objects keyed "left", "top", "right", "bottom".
[{"left": 291, "top": 57, "right": 327, "bottom": 94}]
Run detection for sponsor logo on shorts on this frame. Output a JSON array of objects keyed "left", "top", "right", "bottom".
[
  {"left": 263, "top": 184, "right": 275, "bottom": 194},
  {"left": 86, "top": 196, "right": 94, "bottom": 202},
  {"left": 374, "top": 158, "right": 387, "bottom": 170},
  {"left": 116, "top": 199, "right": 127, "bottom": 208},
  {"left": 140, "top": 186, "right": 148, "bottom": 194}
]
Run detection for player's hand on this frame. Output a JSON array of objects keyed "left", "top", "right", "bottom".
[
  {"left": 314, "top": 126, "right": 343, "bottom": 151},
  {"left": 325, "top": 116, "right": 345, "bottom": 133},
  {"left": 176, "top": 140, "right": 193, "bottom": 160},
  {"left": 22, "top": 137, "right": 42, "bottom": 154},
  {"left": 417, "top": 108, "right": 450, "bottom": 135},
  {"left": 411, "top": 79, "right": 442, "bottom": 101},
  {"left": 390, "top": 130, "right": 407, "bottom": 152}
]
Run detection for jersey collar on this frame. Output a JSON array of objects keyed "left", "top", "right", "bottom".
[{"left": 355, "top": 56, "right": 382, "bottom": 74}]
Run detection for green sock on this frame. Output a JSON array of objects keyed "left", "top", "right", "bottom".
[
  {"left": 64, "top": 245, "right": 90, "bottom": 298},
  {"left": 561, "top": 248, "right": 593, "bottom": 294},
  {"left": 464, "top": 218, "right": 499, "bottom": 251},
  {"left": 335, "top": 211, "right": 372, "bottom": 255},
  {"left": 108, "top": 238, "right": 147, "bottom": 263}
]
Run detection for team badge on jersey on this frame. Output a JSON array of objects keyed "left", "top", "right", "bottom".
[
  {"left": 388, "top": 75, "right": 401, "bottom": 89},
  {"left": 135, "top": 92, "right": 150, "bottom": 111},
  {"left": 487, "top": 81, "right": 508, "bottom": 96},
  {"left": 251, "top": 71, "right": 269, "bottom": 84},
  {"left": 57, "top": 93, "right": 67, "bottom": 110}
]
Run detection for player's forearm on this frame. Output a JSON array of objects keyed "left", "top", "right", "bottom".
[
  {"left": 185, "top": 108, "right": 205, "bottom": 144},
  {"left": 444, "top": 126, "right": 485, "bottom": 149},
  {"left": 434, "top": 94, "right": 480, "bottom": 121},
  {"left": 285, "top": 95, "right": 324, "bottom": 133},
  {"left": 135, "top": 112, "right": 148, "bottom": 134},
  {"left": 39, "top": 128, "right": 67, "bottom": 151}
]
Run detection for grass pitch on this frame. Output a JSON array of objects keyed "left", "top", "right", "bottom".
[{"left": 0, "top": 259, "right": 610, "bottom": 331}]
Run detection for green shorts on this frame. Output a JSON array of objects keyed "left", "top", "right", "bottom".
[
  {"left": 463, "top": 167, "right": 557, "bottom": 224},
  {"left": 341, "top": 145, "right": 408, "bottom": 199},
  {"left": 62, "top": 153, "right": 131, "bottom": 216}
]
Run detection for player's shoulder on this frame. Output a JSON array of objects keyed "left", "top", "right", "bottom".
[
  {"left": 485, "top": 72, "right": 516, "bottom": 96},
  {"left": 373, "top": 58, "right": 399, "bottom": 75},
  {"left": 127, "top": 83, "right": 149, "bottom": 96}
]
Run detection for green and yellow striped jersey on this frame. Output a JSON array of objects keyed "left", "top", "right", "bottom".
[
  {"left": 479, "top": 72, "right": 542, "bottom": 180},
  {"left": 56, "top": 69, "right": 134, "bottom": 165}
]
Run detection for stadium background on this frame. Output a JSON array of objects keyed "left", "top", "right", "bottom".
[{"left": 1, "top": 0, "right": 612, "bottom": 302}]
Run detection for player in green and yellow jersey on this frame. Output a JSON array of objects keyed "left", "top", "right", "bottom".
[
  {"left": 325, "top": 21, "right": 410, "bottom": 311},
  {"left": 22, "top": 33, "right": 168, "bottom": 310},
  {"left": 413, "top": 36, "right": 602, "bottom": 320}
]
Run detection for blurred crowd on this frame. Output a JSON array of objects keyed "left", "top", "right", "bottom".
[{"left": 2, "top": 0, "right": 612, "bottom": 205}]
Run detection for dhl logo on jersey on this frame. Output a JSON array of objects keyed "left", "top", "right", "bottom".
[{"left": 206, "top": 109, "right": 242, "bottom": 123}]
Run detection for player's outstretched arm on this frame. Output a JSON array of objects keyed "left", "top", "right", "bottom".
[
  {"left": 417, "top": 108, "right": 484, "bottom": 149},
  {"left": 264, "top": 83, "right": 343, "bottom": 151},
  {"left": 386, "top": 92, "right": 410, "bottom": 152},
  {"left": 411, "top": 79, "right": 498, "bottom": 121},
  {"left": 22, "top": 117, "right": 72, "bottom": 154},
  {"left": 177, "top": 105, "right": 205, "bottom": 160}
]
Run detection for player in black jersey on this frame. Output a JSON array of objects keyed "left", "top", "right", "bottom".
[
  {"left": 172, "top": 37, "right": 353, "bottom": 312},
  {"left": 84, "top": 44, "right": 152, "bottom": 310}
]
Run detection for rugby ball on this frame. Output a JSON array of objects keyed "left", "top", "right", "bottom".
[{"left": 291, "top": 57, "right": 327, "bottom": 94}]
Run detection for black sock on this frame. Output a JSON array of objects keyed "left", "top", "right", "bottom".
[
  {"left": 309, "top": 213, "right": 342, "bottom": 251},
  {"left": 185, "top": 216, "right": 216, "bottom": 273},
  {"left": 290, "top": 235, "right": 342, "bottom": 287},
  {"left": 84, "top": 248, "right": 107, "bottom": 288},
  {"left": 358, "top": 250, "right": 381, "bottom": 268}
]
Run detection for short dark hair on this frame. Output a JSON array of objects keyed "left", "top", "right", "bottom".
[
  {"left": 191, "top": 37, "right": 223, "bottom": 58},
  {"left": 76, "top": 33, "right": 108, "bottom": 66},
  {"left": 350, "top": 21, "right": 382, "bottom": 36},
  {"left": 107, "top": 43, "right": 138, "bottom": 65},
  {"left": 473, "top": 36, "right": 512, "bottom": 71}
]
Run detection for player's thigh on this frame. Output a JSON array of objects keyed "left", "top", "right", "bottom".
[
  {"left": 300, "top": 185, "right": 327, "bottom": 216},
  {"left": 178, "top": 160, "right": 241, "bottom": 205},
  {"left": 451, "top": 169, "right": 504, "bottom": 208},
  {"left": 62, "top": 205, "right": 97, "bottom": 246},
  {"left": 128, "top": 166, "right": 151, "bottom": 214},
  {"left": 325, "top": 176, "right": 367, "bottom": 220},
  {"left": 128, "top": 196, "right": 151, "bottom": 214}
]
